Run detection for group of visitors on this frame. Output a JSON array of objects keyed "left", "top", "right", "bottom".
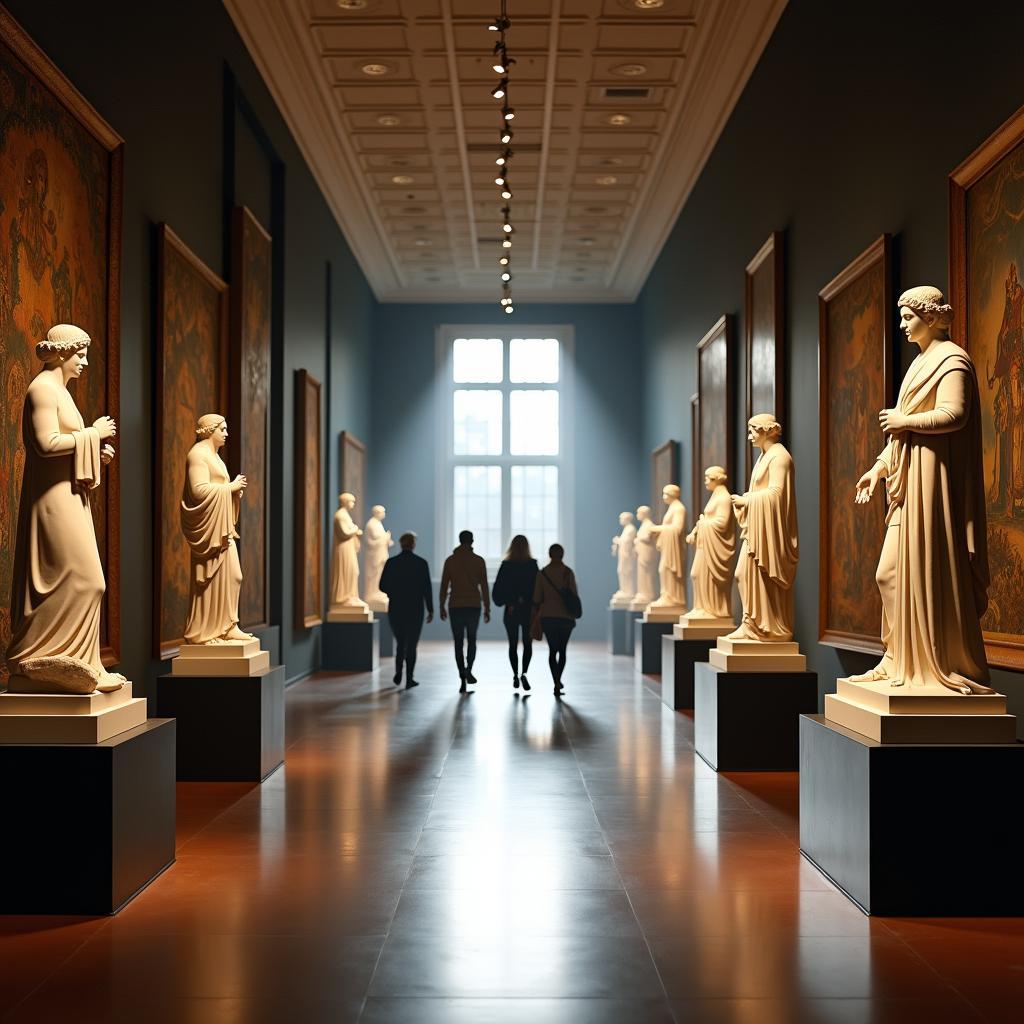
[{"left": 378, "top": 531, "right": 581, "bottom": 697}]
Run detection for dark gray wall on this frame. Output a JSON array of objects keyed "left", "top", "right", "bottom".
[
  {"left": 5, "top": 0, "right": 374, "bottom": 691},
  {"left": 639, "top": 0, "right": 1024, "bottom": 725},
  {"left": 370, "top": 303, "right": 644, "bottom": 642}
]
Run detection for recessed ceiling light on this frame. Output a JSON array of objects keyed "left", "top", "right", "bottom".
[
  {"left": 612, "top": 63, "right": 647, "bottom": 77},
  {"left": 391, "top": 174, "right": 414, "bottom": 185},
  {"left": 376, "top": 114, "right": 401, "bottom": 127},
  {"left": 631, "top": 0, "right": 665, "bottom": 8},
  {"left": 337, "top": 0, "right": 371, "bottom": 9},
  {"left": 595, "top": 175, "right": 618, "bottom": 186},
  {"left": 579, "top": 237, "right": 595, "bottom": 246},
  {"left": 607, "top": 114, "right": 631, "bottom": 127},
  {"left": 361, "top": 63, "right": 391, "bottom": 77},
  {"left": 413, "top": 238, "right": 432, "bottom": 247}
]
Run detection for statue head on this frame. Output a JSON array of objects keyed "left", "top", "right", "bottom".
[
  {"left": 661, "top": 484, "right": 680, "bottom": 505},
  {"left": 747, "top": 413, "right": 782, "bottom": 450},
  {"left": 400, "top": 531, "right": 417, "bottom": 550},
  {"left": 371, "top": 504, "right": 386, "bottom": 521},
  {"left": 897, "top": 286, "right": 953, "bottom": 347},
  {"left": 195, "top": 414, "right": 228, "bottom": 448},
  {"left": 636, "top": 504, "right": 651, "bottom": 522},
  {"left": 618, "top": 510, "right": 634, "bottom": 527},
  {"left": 36, "top": 324, "right": 90, "bottom": 378},
  {"left": 704, "top": 465, "right": 727, "bottom": 490},
  {"left": 339, "top": 492, "right": 356, "bottom": 510}
]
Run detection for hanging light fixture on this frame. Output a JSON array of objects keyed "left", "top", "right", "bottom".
[{"left": 490, "top": 0, "right": 517, "bottom": 313}]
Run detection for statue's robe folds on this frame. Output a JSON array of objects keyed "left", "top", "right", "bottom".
[
  {"left": 690, "top": 486, "right": 736, "bottom": 618},
  {"left": 633, "top": 521, "right": 658, "bottom": 604},
  {"left": 653, "top": 499, "right": 687, "bottom": 606},
  {"left": 873, "top": 340, "right": 991, "bottom": 694},
  {"left": 181, "top": 444, "right": 242, "bottom": 644},
  {"left": 733, "top": 444, "right": 799, "bottom": 641},
  {"left": 7, "top": 376, "right": 105, "bottom": 675},
  {"left": 362, "top": 517, "right": 390, "bottom": 603},
  {"left": 330, "top": 508, "right": 363, "bottom": 606},
  {"left": 614, "top": 523, "right": 637, "bottom": 598}
]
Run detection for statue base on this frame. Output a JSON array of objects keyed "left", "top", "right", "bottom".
[
  {"left": 709, "top": 636, "right": 807, "bottom": 672},
  {"left": 157, "top": 666, "right": 285, "bottom": 781},
  {"left": 634, "top": 617, "right": 675, "bottom": 675},
  {"left": 825, "top": 677, "right": 1016, "bottom": 744},
  {"left": 608, "top": 606, "right": 632, "bottom": 655},
  {"left": 323, "top": 619, "right": 380, "bottom": 672},
  {"left": 642, "top": 603, "right": 686, "bottom": 623},
  {"left": 800, "top": 714, "right": 1024, "bottom": 914},
  {"left": 694, "top": 662, "right": 818, "bottom": 771},
  {"left": 609, "top": 593, "right": 634, "bottom": 610},
  {"left": 327, "top": 604, "right": 374, "bottom": 623},
  {"left": 660, "top": 635, "right": 716, "bottom": 710},
  {"left": 628, "top": 595, "right": 653, "bottom": 613},
  {"left": 674, "top": 614, "right": 735, "bottom": 641},
  {"left": 367, "top": 596, "right": 389, "bottom": 614},
  {"left": 0, "top": 683, "right": 147, "bottom": 744},
  {"left": 171, "top": 639, "right": 269, "bottom": 677},
  {"left": 0, "top": 718, "right": 176, "bottom": 914}
]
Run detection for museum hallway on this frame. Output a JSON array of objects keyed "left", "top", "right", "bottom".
[{"left": 0, "top": 642, "right": 1021, "bottom": 1023}]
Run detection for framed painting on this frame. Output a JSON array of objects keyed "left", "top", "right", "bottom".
[
  {"left": 340, "top": 431, "right": 367, "bottom": 526},
  {"left": 295, "top": 371, "right": 323, "bottom": 628},
  {"left": 689, "top": 393, "right": 700, "bottom": 523},
  {"left": 155, "top": 224, "right": 228, "bottom": 658},
  {"left": 651, "top": 440, "right": 679, "bottom": 515},
  {"left": 745, "top": 231, "right": 785, "bottom": 481},
  {"left": 0, "top": 9, "right": 123, "bottom": 682},
  {"left": 230, "top": 206, "right": 271, "bottom": 630},
  {"left": 696, "top": 315, "right": 734, "bottom": 493},
  {"left": 950, "top": 105, "right": 1024, "bottom": 670},
  {"left": 817, "top": 234, "right": 892, "bottom": 653}
]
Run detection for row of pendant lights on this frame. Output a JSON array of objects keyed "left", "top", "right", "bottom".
[{"left": 489, "top": 2, "right": 515, "bottom": 313}]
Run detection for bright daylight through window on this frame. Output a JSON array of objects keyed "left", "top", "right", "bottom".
[{"left": 448, "top": 335, "right": 562, "bottom": 561}]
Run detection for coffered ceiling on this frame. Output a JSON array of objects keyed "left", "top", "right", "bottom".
[{"left": 224, "top": 0, "right": 787, "bottom": 303}]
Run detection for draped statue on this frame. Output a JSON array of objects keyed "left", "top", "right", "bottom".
[
  {"left": 362, "top": 504, "right": 393, "bottom": 611},
  {"left": 647, "top": 485, "right": 687, "bottom": 615},
  {"left": 610, "top": 511, "right": 637, "bottom": 607},
  {"left": 686, "top": 466, "right": 736, "bottom": 619},
  {"left": 630, "top": 505, "right": 658, "bottom": 611},
  {"left": 329, "top": 492, "right": 369, "bottom": 615}
]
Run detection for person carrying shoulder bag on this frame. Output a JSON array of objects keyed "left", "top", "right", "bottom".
[{"left": 532, "top": 543, "right": 582, "bottom": 697}]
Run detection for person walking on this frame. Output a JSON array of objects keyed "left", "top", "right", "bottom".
[
  {"left": 492, "top": 535, "right": 538, "bottom": 692},
  {"left": 439, "top": 530, "right": 491, "bottom": 692},
  {"left": 533, "top": 544, "right": 581, "bottom": 697},
  {"left": 378, "top": 532, "right": 433, "bottom": 689}
]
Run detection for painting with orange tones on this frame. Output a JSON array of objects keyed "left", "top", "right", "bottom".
[
  {"left": 155, "top": 225, "right": 227, "bottom": 658},
  {"left": 230, "top": 207, "right": 271, "bottom": 629},
  {"left": 951, "top": 106, "right": 1024, "bottom": 669},
  {"left": 818, "top": 235, "right": 891, "bottom": 653},
  {"left": 0, "top": 10, "right": 122, "bottom": 681},
  {"left": 295, "top": 371, "right": 322, "bottom": 628}
]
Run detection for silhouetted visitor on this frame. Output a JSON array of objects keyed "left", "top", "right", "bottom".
[
  {"left": 492, "top": 534, "right": 538, "bottom": 692},
  {"left": 378, "top": 532, "right": 433, "bottom": 690},
  {"left": 533, "top": 543, "right": 581, "bottom": 697},
  {"left": 439, "top": 530, "right": 491, "bottom": 692}
]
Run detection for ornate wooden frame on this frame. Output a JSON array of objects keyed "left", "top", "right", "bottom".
[
  {"left": 339, "top": 431, "right": 367, "bottom": 528},
  {"left": 295, "top": 370, "right": 323, "bottom": 629},
  {"left": 690, "top": 393, "right": 700, "bottom": 526},
  {"left": 817, "top": 234, "right": 892, "bottom": 654},
  {"left": 696, "top": 315, "right": 735, "bottom": 496},
  {"left": 651, "top": 440, "right": 679, "bottom": 517}
]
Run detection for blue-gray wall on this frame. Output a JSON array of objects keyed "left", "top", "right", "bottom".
[
  {"left": 639, "top": 0, "right": 1024, "bottom": 725},
  {"left": 370, "top": 303, "right": 643, "bottom": 642}
]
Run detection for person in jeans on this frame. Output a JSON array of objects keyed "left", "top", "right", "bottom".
[
  {"left": 378, "top": 532, "right": 433, "bottom": 689},
  {"left": 533, "top": 543, "right": 579, "bottom": 697},
  {"left": 439, "top": 530, "right": 491, "bottom": 692},
  {"left": 492, "top": 534, "right": 538, "bottom": 692}
]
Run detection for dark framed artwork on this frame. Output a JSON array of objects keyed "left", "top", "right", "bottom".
[
  {"left": 745, "top": 231, "right": 785, "bottom": 481},
  {"left": 339, "top": 431, "right": 367, "bottom": 526},
  {"left": 155, "top": 224, "right": 229, "bottom": 658},
  {"left": 230, "top": 206, "right": 271, "bottom": 630},
  {"left": 950, "top": 105, "right": 1024, "bottom": 670},
  {"left": 0, "top": 9, "right": 123, "bottom": 681},
  {"left": 295, "top": 371, "right": 323, "bottom": 629},
  {"left": 689, "top": 393, "right": 700, "bottom": 522},
  {"left": 696, "top": 315, "right": 734, "bottom": 493},
  {"left": 817, "top": 234, "right": 892, "bottom": 653},
  {"left": 651, "top": 440, "right": 679, "bottom": 515}
]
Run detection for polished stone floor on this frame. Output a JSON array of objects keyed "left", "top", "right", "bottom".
[{"left": 2, "top": 640, "right": 1023, "bottom": 1022}]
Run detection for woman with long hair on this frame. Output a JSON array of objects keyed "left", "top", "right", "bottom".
[{"left": 492, "top": 534, "right": 538, "bottom": 691}]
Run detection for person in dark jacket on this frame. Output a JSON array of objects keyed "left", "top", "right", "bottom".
[
  {"left": 379, "top": 532, "right": 433, "bottom": 689},
  {"left": 492, "top": 534, "right": 538, "bottom": 691},
  {"left": 533, "top": 543, "right": 580, "bottom": 697}
]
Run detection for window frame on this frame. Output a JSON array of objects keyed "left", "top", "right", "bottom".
[{"left": 436, "top": 324, "right": 575, "bottom": 571}]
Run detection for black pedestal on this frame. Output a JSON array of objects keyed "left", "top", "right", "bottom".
[
  {"left": 0, "top": 720, "right": 176, "bottom": 914},
  {"left": 322, "top": 619, "right": 380, "bottom": 672},
  {"left": 661, "top": 635, "right": 715, "bottom": 710},
  {"left": 800, "top": 714, "right": 1024, "bottom": 914},
  {"left": 634, "top": 619, "right": 675, "bottom": 675},
  {"left": 625, "top": 610, "right": 641, "bottom": 656},
  {"left": 378, "top": 615, "right": 394, "bottom": 658},
  {"left": 157, "top": 666, "right": 285, "bottom": 782},
  {"left": 608, "top": 607, "right": 632, "bottom": 655},
  {"left": 694, "top": 662, "right": 818, "bottom": 771}
]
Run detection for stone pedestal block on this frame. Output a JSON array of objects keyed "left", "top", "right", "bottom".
[
  {"left": 608, "top": 607, "right": 632, "bottom": 655},
  {"left": 660, "top": 635, "right": 715, "bottom": 710},
  {"left": 322, "top": 620, "right": 380, "bottom": 672},
  {"left": 634, "top": 618, "right": 674, "bottom": 675}
]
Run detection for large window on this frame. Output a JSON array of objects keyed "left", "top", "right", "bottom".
[{"left": 439, "top": 328, "right": 571, "bottom": 564}]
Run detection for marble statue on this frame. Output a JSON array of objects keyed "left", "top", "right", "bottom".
[
  {"left": 4, "top": 324, "right": 127, "bottom": 695},
  {"left": 180, "top": 414, "right": 255, "bottom": 645},
  {"left": 685, "top": 466, "right": 737, "bottom": 620},
  {"left": 629, "top": 505, "right": 657, "bottom": 612},
  {"left": 851, "top": 286, "right": 994, "bottom": 695},
  {"left": 362, "top": 504, "right": 393, "bottom": 611},
  {"left": 725, "top": 414, "right": 798, "bottom": 643},
  {"left": 645, "top": 485, "right": 687, "bottom": 620},
  {"left": 610, "top": 511, "right": 637, "bottom": 608},
  {"left": 329, "top": 492, "right": 370, "bottom": 618}
]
